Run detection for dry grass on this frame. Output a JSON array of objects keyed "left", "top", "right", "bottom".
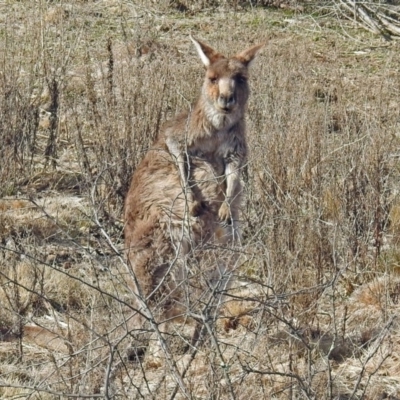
[{"left": 1, "top": 0, "right": 400, "bottom": 398}]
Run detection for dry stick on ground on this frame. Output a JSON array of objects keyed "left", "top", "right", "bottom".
[
  {"left": 337, "top": 0, "right": 400, "bottom": 38},
  {"left": 376, "top": 9, "right": 400, "bottom": 36},
  {"left": 364, "top": 2, "right": 400, "bottom": 37}
]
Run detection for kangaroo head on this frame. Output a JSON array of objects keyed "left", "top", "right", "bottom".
[{"left": 190, "top": 36, "right": 264, "bottom": 129}]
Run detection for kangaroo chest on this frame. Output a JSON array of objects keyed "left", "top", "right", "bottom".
[
  {"left": 189, "top": 129, "right": 234, "bottom": 160},
  {"left": 187, "top": 129, "right": 238, "bottom": 187}
]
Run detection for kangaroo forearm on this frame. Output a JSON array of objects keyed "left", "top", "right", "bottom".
[
  {"left": 166, "top": 137, "right": 189, "bottom": 188},
  {"left": 225, "top": 162, "right": 240, "bottom": 203}
]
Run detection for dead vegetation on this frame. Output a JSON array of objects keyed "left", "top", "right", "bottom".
[
  {"left": 1, "top": 0, "right": 400, "bottom": 399},
  {"left": 335, "top": 0, "right": 400, "bottom": 39}
]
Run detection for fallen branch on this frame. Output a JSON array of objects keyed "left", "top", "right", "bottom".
[{"left": 336, "top": 0, "right": 400, "bottom": 39}]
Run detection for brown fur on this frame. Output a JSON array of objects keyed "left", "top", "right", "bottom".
[{"left": 124, "top": 37, "right": 263, "bottom": 329}]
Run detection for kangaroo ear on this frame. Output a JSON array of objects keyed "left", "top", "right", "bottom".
[
  {"left": 190, "top": 35, "right": 224, "bottom": 67},
  {"left": 235, "top": 42, "right": 265, "bottom": 67}
]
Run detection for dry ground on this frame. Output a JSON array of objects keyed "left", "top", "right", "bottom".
[{"left": 1, "top": 1, "right": 400, "bottom": 399}]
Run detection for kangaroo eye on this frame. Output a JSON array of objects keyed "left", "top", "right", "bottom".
[{"left": 209, "top": 77, "right": 218, "bottom": 84}]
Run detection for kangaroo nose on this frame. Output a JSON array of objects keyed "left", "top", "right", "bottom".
[{"left": 218, "top": 94, "right": 235, "bottom": 109}]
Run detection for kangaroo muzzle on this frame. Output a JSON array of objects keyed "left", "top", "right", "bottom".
[
  {"left": 218, "top": 93, "right": 236, "bottom": 109},
  {"left": 217, "top": 78, "right": 236, "bottom": 110}
]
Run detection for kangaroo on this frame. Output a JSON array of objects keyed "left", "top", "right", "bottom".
[{"left": 124, "top": 37, "right": 263, "bottom": 346}]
